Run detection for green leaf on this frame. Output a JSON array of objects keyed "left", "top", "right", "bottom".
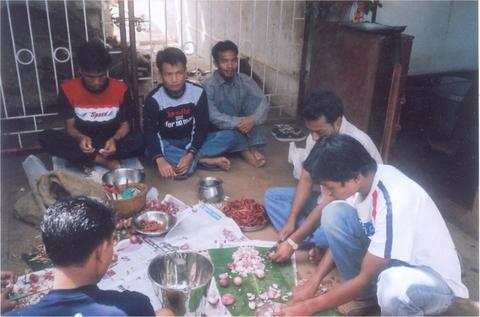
[{"left": 208, "top": 247, "right": 341, "bottom": 316}]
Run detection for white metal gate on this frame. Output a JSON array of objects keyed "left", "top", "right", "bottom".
[{"left": 1, "top": 0, "right": 305, "bottom": 152}]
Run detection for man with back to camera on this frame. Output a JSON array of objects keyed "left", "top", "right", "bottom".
[
  {"left": 277, "top": 134, "right": 468, "bottom": 316},
  {"left": 39, "top": 40, "right": 144, "bottom": 172},
  {"left": 5, "top": 196, "right": 173, "bottom": 316},
  {"left": 265, "top": 90, "right": 382, "bottom": 263},
  {"left": 203, "top": 40, "right": 268, "bottom": 168},
  {"left": 144, "top": 47, "right": 237, "bottom": 179}
]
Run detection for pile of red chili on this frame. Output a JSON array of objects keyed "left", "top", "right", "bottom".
[{"left": 223, "top": 198, "right": 268, "bottom": 227}]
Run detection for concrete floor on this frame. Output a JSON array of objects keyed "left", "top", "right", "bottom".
[{"left": 1, "top": 124, "right": 478, "bottom": 315}]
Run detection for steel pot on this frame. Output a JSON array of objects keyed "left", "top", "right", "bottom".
[
  {"left": 198, "top": 176, "right": 224, "bottom": 203},
  {"left": 148, "top": 252, "right": 214, "bottom": 316},
  {"left": 102, "top": 168, "right": 145, "bottom": 186}
]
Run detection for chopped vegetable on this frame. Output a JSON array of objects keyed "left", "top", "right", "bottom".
[
  {"left": 138, "top": 220, "right": 165, "bottom": 232},
  {"left": 230, "top": 246, "right": 266, "bottom": 277}
]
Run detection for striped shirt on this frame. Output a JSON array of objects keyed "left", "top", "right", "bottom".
[
  {"left": 143, "top": 81, "right": 209, "bottom": 160},
  {"left": 352, "top": 164, "right": 469, "bottom": 298}
]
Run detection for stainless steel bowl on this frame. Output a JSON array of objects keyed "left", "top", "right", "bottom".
[
  {"left": 148, "top": 252, "right": 214, "bottom": 315},
  {"left": 102, "top": 168, "right": 145, "bottom": 186},
  {"left": 132, "top": 211, "right": 176, "bottom": 237},
  {"left": 198, "top": 176, "right": 224, "bottom": 203}
]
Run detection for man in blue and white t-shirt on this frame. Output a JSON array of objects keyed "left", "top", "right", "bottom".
[
  {"left": 278, "top": 134, "right": 468, "bottom": 316},
  {"left": 5, "top": 197, "right": 174, "bottom": 316},
  {"left": 144, "top": 47, "right": 236, "bottom": 179}
]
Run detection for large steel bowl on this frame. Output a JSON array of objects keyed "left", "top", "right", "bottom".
[
  {"left": 198, "top": 176, "right": 224, "bottom": 203},
  {"left": 132, "top": 211, "right": 176, "bottom": 237},
  {"left": 102, "top": 168, "right": 145, "bottom": 186},
  {"left": 148, "top": 252, "right": 214, "bottom": 315}
]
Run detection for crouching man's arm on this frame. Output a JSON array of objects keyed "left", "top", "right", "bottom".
[
  {"left": 269, "top": 188, "right": 334, "bottom": 263},
  {"left": 280, "top": 252, "right": 389, "bottom": 316}
]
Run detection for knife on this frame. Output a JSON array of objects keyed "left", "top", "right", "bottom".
[{"left": 268, "top": 239, "right": 285, "bottom": 253}]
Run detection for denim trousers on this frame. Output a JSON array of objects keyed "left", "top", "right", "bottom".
[
  {"left": 263, "top": 187, "right": 328, "bottom": 248},
  {"left": 38, "top": 129, "right": 144, "bottom": 166},
  {"left": 215, "top": 99, "right": 267, "bottom": 152},
  {"left": 321, "top": 202, "right": 455, "bottom": 315},
  {"left": 159, "top": 130, "right": 236, "bottom": 176}
]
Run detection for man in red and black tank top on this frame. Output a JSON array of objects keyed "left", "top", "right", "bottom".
[{"left": 39, "top": 40, "right": 144, "bottom": 171}]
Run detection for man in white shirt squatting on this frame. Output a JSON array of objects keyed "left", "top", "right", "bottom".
[
  {"left": 277, "top": 134, "right": 468, "bottom": 316},
  {"left": 266, "top": 91, "right": 382, "bottom": 262}
]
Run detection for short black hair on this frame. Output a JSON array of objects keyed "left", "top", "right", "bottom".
[
  {"left": 156, "top": 47, "right": 187, "bottom": 72},
  {"left": 41, "top": 196, "right": 116, "bottom": 267},
  {"left": 76, "top": 40, "right": 111, "bottom": 72},
  {"left": 301, "top": 90, "right": 343, "bottom": 124},
  {"left": 304, "top": 134, "right": 377, "bottom": 183},
  {"left": 211, "top": 40, "right": 238, "bottom": 61}
]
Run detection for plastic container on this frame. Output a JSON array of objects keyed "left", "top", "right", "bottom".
[
  {"left": 107, "top": 183, "right": 148, "bottom": 218},
  {"left": 22, "top": 155, "right": 48, "bottom": 191}
]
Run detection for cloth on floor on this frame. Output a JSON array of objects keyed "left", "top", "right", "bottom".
[{"left": 14, "top": 171, "right": 105, "bottom": 225}]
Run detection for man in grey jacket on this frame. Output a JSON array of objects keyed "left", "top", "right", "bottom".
[{"left": 203, "top": 40, "right": 268, "bottom": 167}]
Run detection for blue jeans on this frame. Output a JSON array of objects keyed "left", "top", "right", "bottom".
[
  {"left": 215, "top": 99, "right": 266, "bottom": 152},
  {"left": 158, "top": 130, "right": 236, "bottom": 176},
  {"left": 321, "top": 203, "right": 455, "bottom": 315},
  {"left": 264, "top": 187, "right": 328, "bottom": 248}
]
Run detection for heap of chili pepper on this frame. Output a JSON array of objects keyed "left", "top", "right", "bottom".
[{"left": 223, "top": 198, "right": 268, "bottom": 227}]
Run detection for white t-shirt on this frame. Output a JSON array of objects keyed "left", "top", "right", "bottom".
[
  {"left": 352, "top": 164, "right": 469, "bottom": 298},
  {"left": 288, "top": 117, "right": 383, "bottom": 179}
]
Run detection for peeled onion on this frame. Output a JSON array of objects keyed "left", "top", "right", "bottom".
[
  {"left": 221, "top": 293, "right": 236, "bottom": 306},
  {"left": 219, "top": 278, "right": 229, "bottom": 288},
  {"left": 233, "top": 276, "right": 243, "bottom": 286}
]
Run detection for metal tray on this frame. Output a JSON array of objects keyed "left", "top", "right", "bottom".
[
  {"left": 132, "top": 211, "right": 176, "bottom": 237},
  {"left": 239, "top": 223, "right": 268, "bottom": 232}
]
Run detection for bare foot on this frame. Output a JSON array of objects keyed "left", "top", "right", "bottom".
[
  {"left": 241, "top": 150, "right": 264, "bottom": 168},
  {"left": 308, "top": 247, "right": 324, "bottom": 264},
  {"left": 199, "top": 156, "right": 231, "bottom": 171},
  {"left": 251, "top": 148, "right": 266, "bottom": 167}
]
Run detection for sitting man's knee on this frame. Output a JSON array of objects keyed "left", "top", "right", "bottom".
[
  {"left": 264, "top": 188, "right": 280, "bottom": 206},
  {"left": 377, "top": 268, "right": 413, "bottom": 315},
  {"left": 321, "top": 202, "right": 356, "bottom": 229}
]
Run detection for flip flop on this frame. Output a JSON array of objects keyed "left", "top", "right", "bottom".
[{"left": 173, "top": 174, "right": 189, "bottom": 180}]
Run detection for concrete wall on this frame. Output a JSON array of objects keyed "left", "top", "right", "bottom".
[
  {"left": 375, "top": 1, "right": 478, "bottom": 75},
  {"left": 138, "top": 0, "right": 306, "bottom": 117},
  {"left": 191, "top": 1, "right": 306, "bottom": 117},
  {"left": 133, "top": 0, "right": 477, "bottom": 114}
]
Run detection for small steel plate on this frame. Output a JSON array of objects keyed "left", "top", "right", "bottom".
[
  {"left": 239, "top": 223, "right": 268, "bottom": 232},
  {"left": 133, "top": 211, "right": 176, "bottom": 237}
]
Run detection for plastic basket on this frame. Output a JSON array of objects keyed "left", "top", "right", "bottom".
[{"left": 107, "top": 182, "right": 148, "bottom": 218}]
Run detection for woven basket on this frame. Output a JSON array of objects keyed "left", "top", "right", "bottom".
[{"left": 107, "top": 182, "right": 148, "bottom": 218}]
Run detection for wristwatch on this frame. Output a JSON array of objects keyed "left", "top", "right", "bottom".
[{"left": 286, "top": 238, "right": 299, "bottom": 251}]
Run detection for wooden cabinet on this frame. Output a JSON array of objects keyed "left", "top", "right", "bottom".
[{"left": 299, "top": 21, "right": 413, "bottom": 147}]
